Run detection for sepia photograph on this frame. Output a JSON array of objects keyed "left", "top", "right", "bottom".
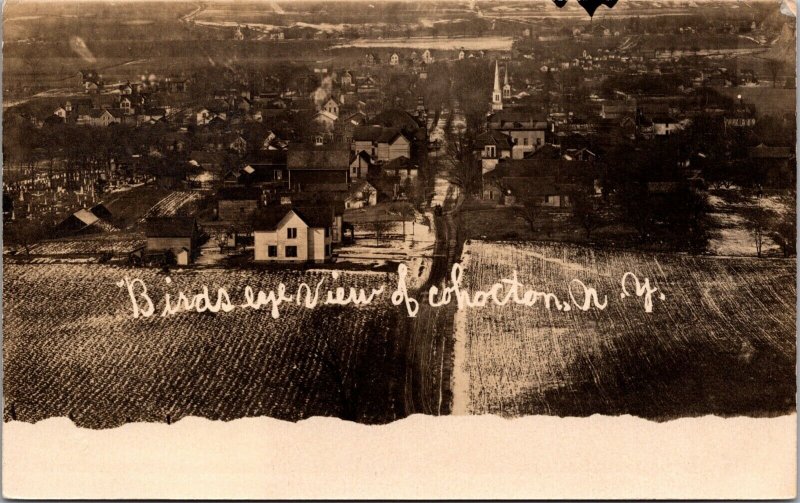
[{"left": 1, "top": 0, "right": 796, "bottom": 497}]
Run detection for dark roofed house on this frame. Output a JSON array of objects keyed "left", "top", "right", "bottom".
[
  {"left": 144, "top": 216, "right": 200, "bottom": 265},
  {"left": 370, "top": 109, "right": 426, "bottom": 142},
  {"left": 352, "top": 125, "right": 411, "bottom": 162},
  {"left": 240, "top": 150, "right": 288, "bottom": 186},
  {"left": 748, "top": 143, "right": 796, "bottom": 188},
  {"left": 189, "top": 151, "right": 227, "bottom": 173},
  {"left": 282, "top": 193, "right": 345, "bottom": 244},
  {"left": 381, "top": 156, "right": 419, "bottom": 182},
  {"left": 474, "top": 130, "right": 514, "bottom": 174},
  {"left": 350, "top": 150, "right": 373, "bottom": 179},
  {"left": 55, "top": 208, "right": 118, "bottom": 237},
  {"left": 217, "top": 186, "right": 262, "bottom": 221},
  {"left": 482, "top": 158, "right": 596, "bottom": 206},
  {"left": 287, "top": 146, "right": 351, "bottom": 189}
]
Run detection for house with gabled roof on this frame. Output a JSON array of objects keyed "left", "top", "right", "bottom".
[
  {"left": 748, "top": 143, "right": 796, "bottom": 188},
  {"left": 473, "top": 130, "right": 513, "bottom": 174},
  {"left": 55, "top": 207, "right": 118, "bottom": 236},
  {"left": 322, "top": 98, "right": 340, "bottom": 117},
  {"left": 364, "top": 53, "right": 379, "bottom": 66},
  {"left": 252, "top": 205, "right": 333, "bottom": 263},
  {"left": 481, "top": 158, "right": 596, "bottom": 206},
  {"left": 310, "top": 109, "right": 338, "bottom": 131},
  {"left": 381, "top": 156, "right": 419, "bottom": 182},
  {"left": 144, "top": 216, "right": 201, "bottom": 265},
  {"left": 287, "top": 146, "right": 350, "bottom": 189},
  {"left": 352, "top": 125, "right": 412, "bottom": 162},
  {"left": 83, "top": 108, "right": 123, "bottom": 127},
  {"left": 344, "top": 180, "right": 378, "bottom": 209},
  {"left": 487, "top": 110, "right": 549, "bottom": 158},
  {"left": 350, "top": 150, "right": 373, "bottom": 179}
]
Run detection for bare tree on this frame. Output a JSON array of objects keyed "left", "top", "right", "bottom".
[
  {"left": 446, "top": 129, "right": 481, "bottom": 197},
  {"left": 367, "top": 219, "right": 393, "bottom": 245},
  {"left": 516, "top": 197, "right": 541, "bottom": 233},
  {"left": 572, "top": 190, "right": 603, "bottom": 240},
  {"left": 770, "top": 209, "right": 796, "bottom": 258},
  {"left": 390, "top": 202, "right": 415, "bottom": 239},
  {"left": 7, "top": 219, "right": 47, "bottom": 255},
  {"left": 742, "top": 207, "right": 776, "bottom": 258}
]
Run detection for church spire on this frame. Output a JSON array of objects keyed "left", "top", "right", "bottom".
[
  {"left": 491, "top": 61, "right": 503, "bottom": 111},
  {"left": 502, "top": 64, "right": 511, "bottom": 100}
]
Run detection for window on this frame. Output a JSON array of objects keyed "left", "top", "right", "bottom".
[
  {"left": 285, "top": 246, "right": 298, "bottom": 258},
  {"left": 325, "top": 227, "right": 330, "bottom": 237},
  {"left": 268, "top": 245, "right": 278, "bottom": 257},
  {"left": 523, "top": 137, "right": 529, "bottom": 146},
  {"left": 287, "top": 228, "right": 297, "bottom": 239},
  {"left": 274, "top": 170, "right": 282, "bottom": 180},
  {"left": 536, "top": 137, "right": 542, "bottom": 146},
  {"left": 486, "top": 145, "right": 496, "bottom": 157}
]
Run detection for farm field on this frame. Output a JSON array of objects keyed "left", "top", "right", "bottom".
[
  {"left": 142, "top": 191, "right": 204, "bottom": 219},
  {"left": 100, "top": 184, "right": 173, "bottom": 229},
  {"left": 452, "top": 241, "right": 796, "bottom": 419},
  {"left": 24, "top": 234, "right": 145, "bottom": 257},
  {"left": 3, "top": 264, "right": 403, "bottom": 427}
]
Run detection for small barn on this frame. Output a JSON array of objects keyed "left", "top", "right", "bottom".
[{"left": 144, "top": 217, "right": 200, "bottom": 264}]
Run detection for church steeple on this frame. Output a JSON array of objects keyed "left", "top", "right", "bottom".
[
  {"left": 491, "top": 61, "right": 503, "bottom": 111},
  {"left": 502, "top": 65, "right": 511, "bottom": 100}
]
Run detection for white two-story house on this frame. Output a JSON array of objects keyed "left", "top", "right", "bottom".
[
  {"left": 253, "top": 205, "right": 333, "bottom": 263},
  {"left": 474, "top": 130, "right": 513, "bottom": 174}
]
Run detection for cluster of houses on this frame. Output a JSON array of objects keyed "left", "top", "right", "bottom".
[
  {"left": 144, "top": 97, "right": 428, "bottom": 264},
  {"left": 474, "top": 59, "right": 795, "bottom": 210},
  {"left": 205, "top": 107, "right": 426, "bottom": 264},
  {"left": 42, "top": 74, "right": 188, "bottom": 128},
  {"left": 7, "top": 21, "right": 795, "bottom": 263}
]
